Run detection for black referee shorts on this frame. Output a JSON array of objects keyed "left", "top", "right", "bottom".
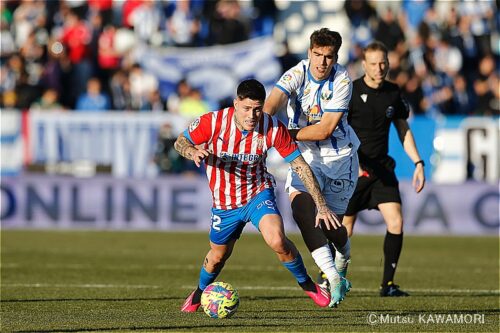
[{"left": 345, "top": 171, "right": 402, "bottom": 216}]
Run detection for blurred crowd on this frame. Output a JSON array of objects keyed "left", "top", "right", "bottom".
[
  {"left": 344, "top": 0, "right": 499, "bottom": 116},
  {"left": 0, "top": 0, "right": 498, "bottom": 118}
]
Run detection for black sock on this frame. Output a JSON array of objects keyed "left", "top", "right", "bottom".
[
  {"left": 291, "top": 193, "right": 328, "bottom": 252},
  {"left": 192, "top": 287, "right": 203, "bottom": 304},
  {"left": 322, "top": 225, "right": 348, "bottom": 252},
  {"left": 382, "top": 231, "right": 403, "bottom": 286},
  {"left": 298, "top": 276, "right": 316, "bottom": 292}
]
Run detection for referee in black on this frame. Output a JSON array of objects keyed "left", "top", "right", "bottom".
[{"left": 341, "top": 41, "right": 425, "bottom": 296}]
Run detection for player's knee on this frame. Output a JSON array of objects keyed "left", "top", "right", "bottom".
[
  {"left": 207, "top": 251, "right": 227, "bottom": 268},
  {"left": 345, "top": 224, "right": 354, "bottom": 237},
  {"left": 291, "top": 193, "right": 315, "bottom": 218},
  {"left": 386, "top": 217, "right": 403, "bottom": 234},
  {"left": 267, "top": 234, "right": 289, "bottom": 255}
]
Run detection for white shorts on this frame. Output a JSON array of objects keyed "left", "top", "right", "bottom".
[{"left": 285, "top": 152, "right": 359, "bottom": 215}]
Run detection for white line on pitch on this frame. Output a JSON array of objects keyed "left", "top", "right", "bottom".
[
  {"left": 1, "top": 263, "right": 416, "bottom": 273},
  {"left": 2, "top": 283, "right": 160, "bottom": 289},
  {"left": 180, "top": 285, "right": 500, "bottom": 294}
]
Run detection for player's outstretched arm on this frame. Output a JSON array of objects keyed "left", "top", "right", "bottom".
[
  {"left": 393, "top": 118, "right": 425, "bottom": 193},
  {"left": 174, "top": 133, "right": 210, "bottom": 167},
  {"left": 294, "top": 111, "right": 343, "bottom": 141},
  {"left": 263, "top": 87, "right": 288, "bottom": 116},
  {"left": 289, "top": 155, "right": 342, "bottom": 229}
]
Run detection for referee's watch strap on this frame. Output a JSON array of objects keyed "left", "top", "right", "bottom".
[{"left": 414, "top": 160, "right": 425, "bottom": 167}]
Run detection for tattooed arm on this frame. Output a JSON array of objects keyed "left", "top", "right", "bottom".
[
  {"left": 289, "top": 155, "right": 341, "bottom": 229},
  {"left": 174, "top": 133, "right": 210, "bottom": 167}
]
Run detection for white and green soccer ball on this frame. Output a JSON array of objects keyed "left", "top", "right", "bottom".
[{"left": 201, "top": 281, "right": 239, "bottom": 318}]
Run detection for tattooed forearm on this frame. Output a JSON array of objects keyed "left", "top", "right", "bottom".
[
  {"left": 290, "top": 156, "right": 327, "bottom": 208},
  {"left": 174, "top": 134, "right": 195, "bottom": 160}
]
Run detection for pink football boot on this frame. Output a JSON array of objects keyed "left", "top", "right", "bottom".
[
  {"left": 304, "top": 283, "right": 330, "bottom": 307},
  {"left": 181, "top": 290, "right": 201, "bottom": 312}
]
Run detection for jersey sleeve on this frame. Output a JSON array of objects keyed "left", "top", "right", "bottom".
[
  {"left": 274, "top": 61, "right": 306, "bottom": 97},
  {"left": 394, "top": 92, "right": 410, "bottom": 120},
  {"left": 272, "top": 120, "right": 301, "bottom": 162},
  {"left": 324, "top": 68, "right": 352, "bottom": 112},
  {"left": 183, "top": 113, "right": 213, "bottom": 145}
]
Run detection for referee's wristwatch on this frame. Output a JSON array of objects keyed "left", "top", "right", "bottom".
[{"left": 414, "top": 160, "right": 425, "bottom": 167}]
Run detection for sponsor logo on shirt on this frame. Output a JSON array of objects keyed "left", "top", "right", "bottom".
[
  {"left": 306, "top": 105, "right": 322, "bottom": 122},
  {"left": 220, "top": 152, "right": 261, "bottom": 163},
  {"left": 360, "top": 94, "right": 368, "bottom": 103}
]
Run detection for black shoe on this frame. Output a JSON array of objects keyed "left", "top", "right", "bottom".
[
  {"left": 316, "top": 270, "right": 330, "bottom": 291},
  {"left": 380, "top": 282, "right": 409, "bottom": 297}
]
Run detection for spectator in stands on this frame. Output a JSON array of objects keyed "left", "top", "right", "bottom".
[
  {"left": 1, "top": 90, "right": 17, "bottom": 109},
  {"left": 129, "top": 1, "right": 163, "bottom": 45},
  {"left": 251, "top": 0, "right": 277, "bottom": 37},
  {"left": 128, "top": 63, "right": 159, "bottom": 110},
  {"left": 207, "top": 0, "right": 249, "bottom": 45},
  {"left": 143, "top": 89, "right": 165, "bottom": 112},
  {"left": 0, "top": 1, "right": 15, "bottom": 61},
  {"left": 166, "top": 0, "right": 201, "bottom": 47},
  {"left": 109, "top": 69, "right": 132, "bottom": 110},
  {"left": 154, "top": 122, "right": 185, "bottom": 174},
  {"left": 88, "top": 0, "right": 113, "bottom": 27},
  {"left": 30, "top": 88, "right": 62, "bottom": 111},
  {"left": 12, "top": 0, "right": 46, "bottom": 49},
  {"left": 178, "top": 87, "right": 209, "bottom": 120},
  {"left": 60, "top": 10, "right": 92, "bottom": 107},
  {"left": 277, "top": 40, "right": 300, "bottom": 73},
  {"left": 167, "top": 78, "right": 192, "bottom": 113},
  {"left": 473, "top": 54, "right": 499, "bottom": 116},
  {"left": 374, "top": 7, "right": 405, "bottom": 52},
  {"left": 75, "top": 77, "right": 110, "bottom": 111},
  {"left": 97, "top": 24, "right": 121, "bottom": 86},
  {"left": 14, "top": 71, "right": 41, "bottom": 109},
  {"left": 452, "top": 75, "right": 474, "bottom": 115}
]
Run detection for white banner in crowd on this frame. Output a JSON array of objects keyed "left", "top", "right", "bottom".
[
  {"left": 1, "top": 176, "right": 498, "bottom": 235},
  {"left": 29, "top": 111, "right": 188, "bottom": 178},
  {"left": 134, "top": 37, "right": 282, "bottom": 104}
]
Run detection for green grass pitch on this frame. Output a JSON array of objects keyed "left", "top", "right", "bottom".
[{"left": 1, "top": 230, "right": 499, "bottom": 332}]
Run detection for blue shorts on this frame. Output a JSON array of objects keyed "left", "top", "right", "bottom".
[{"left": 209, "top": 189, "right": 281, "bottom": 245}]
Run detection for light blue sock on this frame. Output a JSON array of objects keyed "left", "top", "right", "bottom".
[
  {"left": 198, "top": 267, "right": 218, "bottom": 290},
  {"left": 282, "top": 253, "right": 309, "bottom": 284}
]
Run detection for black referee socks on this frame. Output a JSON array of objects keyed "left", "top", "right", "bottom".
[{"left": 382, "top": 231, "right": 403, "bottom": 286}]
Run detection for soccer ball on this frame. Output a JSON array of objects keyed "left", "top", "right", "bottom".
[{"left": 201, "top": 281, "right": 239, "bottom": 318}]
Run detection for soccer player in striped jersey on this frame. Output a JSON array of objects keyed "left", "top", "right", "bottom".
[
  {"left": 264, "top": 28, "right": 359, "bottom": 307},
  {"left": 176, "top": 79, "right": 340, "bottom": 312}
]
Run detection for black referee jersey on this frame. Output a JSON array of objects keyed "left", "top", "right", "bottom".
[{"left": 347, "top": 77, "right": 409, "bottom": 177}]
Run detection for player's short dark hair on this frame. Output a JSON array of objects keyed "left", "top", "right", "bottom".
[
  {"left": 363, "top": 41, "right": 388, "bottom": 59},
  {"left": 309, "top": 28, "right": 342, "bottom": 53},
  {"left": 236, "top": 79, "right": 266, "bottom": 102}
]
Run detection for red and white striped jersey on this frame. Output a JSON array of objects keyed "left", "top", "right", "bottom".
[{"left": 184, "top": 107, "right": 300, "bottom": 209}]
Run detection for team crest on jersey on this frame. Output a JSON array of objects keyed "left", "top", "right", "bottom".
[
  {"left": 385, "top": 106, "right": 395, "bottom": 118},
  {"left": 256, "top": 137, "right": 264, "bottom": 150},
  {"left": 321, "top": 90, "right": 333, "bottom": 101},
  {"left": 189, "top": 117, "right": 201, "bottom": 131}
]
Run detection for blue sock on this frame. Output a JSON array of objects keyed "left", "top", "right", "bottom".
[
  {"left": 282, "top": 254, "right": 309, "bottom": 284},
  {"left": 198, "top": 267, "right": 219, "bottom": 290}
]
